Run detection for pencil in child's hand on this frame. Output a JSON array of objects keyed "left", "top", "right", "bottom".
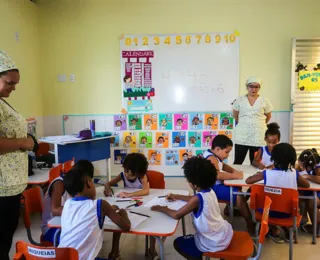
[
  {"left": 115, "top": 199, "right": 133, "bottom": 202},
  {"left": 158, "top": 195, "right": 167, "bottom": 198},
  {"left": 111, "top": 188, "right": 114, "bottom": 196}
]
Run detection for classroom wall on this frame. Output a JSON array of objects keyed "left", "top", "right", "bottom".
[
  {"left": 37, "top": 0, "right": 320, "bottom": 116},
  {"left": 0, "top": 0, "right": 43, "bottom": 119}
]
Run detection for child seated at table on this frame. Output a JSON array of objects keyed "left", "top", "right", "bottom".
[
  {"left": 104, "top": 153, "right": 157, "bottom": 259},
  {"left": 296, "top": 149, "right": 320, "bottom": 234},
  {"left": 41, "top": 160, "right": 91, "bottom": 243},
  {"left": 203, "top": 135, "right": 255, "bottom": 235},
  {"left": 246, "top": 143, "right": 310, "bottom": 242},
  {"left": 151, "top": 157, "right": 233, "bottom": 260},
  {"left": 252, "top": 122, "right": 280, "bottom": 170},
  {"left": 58, "top": 161, "right": 131, "bottom": 260}
]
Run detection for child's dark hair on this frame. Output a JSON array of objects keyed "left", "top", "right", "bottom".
[
  {"left": 271, "top": 143, "right": 296, "bottom": 171},
  {"left": 123, "top": 153, "right": 148, "bottom": 177},
  {"left": 72, "top": 160, "right": 94, "bottom": 176},
  {"left": 211, "top": 135, "right": 233, "bottom": 149},
  {"left": 299, "top": 149, "right": 320, "bottom": 171},
  {"left": 182, "top": 157, "right": 217, "bottom": 189},
  {"left": 64, "top": 160, "right": 94, "bottom": 197},
  {"left": 265, "top": 122, "right": 281, "bottom": 140}
]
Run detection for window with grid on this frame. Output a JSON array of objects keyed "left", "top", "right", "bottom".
[{"left": 291, "top": 38, "right": 320, "bottom": 155}]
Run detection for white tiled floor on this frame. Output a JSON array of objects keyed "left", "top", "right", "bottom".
[{"left": 10, "top": 178, "right": 320, "bottom": 259}]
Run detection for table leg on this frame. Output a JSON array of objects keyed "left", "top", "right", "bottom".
[
  {"left": 53, "top": 228, "right": 61, "bottom": 247},
  {"left": 54, "top": 144, "right": 59, "bottom": 164},
  {"left": 145, "top": 235, "right": 149, "bottom": 256},
  {"left": 153, "top": 236, "right": 165, "bottom": 260},
  {"left": 182, "top": 217, "right": 186, "bottom": 236},
  {"left": 229, "top": 186, "right": 234, "bottom": 223},
  {"left": 107, "top": 158, "right": 112, "bottom": 181},
  {"left": 313, "top": 191, "right": 317, "bottom": 245}
]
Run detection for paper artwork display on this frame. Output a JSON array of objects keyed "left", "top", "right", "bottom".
[
  {"left": 202, "top": 131, "right": 218, "bottom": 147},
  {"left": 219, "top": 113, "right": 234, "bottom": 130},
  {"left": 26, "top": 118, "right": 37, "bottom": 138},
  {"left": 155, "top": 132, "right": 169, "bottom": 148},
  {"left": 128, "top": 114, "right": 142, "bottom": 130},
  {"left": 196, "top": 149, "right": 207, "bottom": 158},
  {"left": 123, "top": 132, "right": 137, "bottom": 148},
  {"left": 122, "top": 51, "right": 155, "bottom": 98},
  {"left": 110, "top": 132, "right": 120, "bottom": 147},
  {"left": 165, "top": 149, "right": 180, "bottom": 166},
  {"left": 189, "top": 113, "right": 203, "bottom": 130},
  {"left": 158, "top": 114, "right": 173, "bottom": 130},
  {"left": 114, "top": 115, "right": 127, "bottom": 131},
  {"left": 144, "top": 114, "right": 158, "bottom": 130},
  {"left": 204, "top": 113, "right": 219, "bottom": 130},
  {"left": 188, "top": 131, "right": 202, "bottom": 148},
  {"left": 148, "top": 150, "right": 161, "bottom": 165},
  {"left": 172, "top": 131, "right": 186, "bottom": 148},
  {"left": 139, "top": 132, "right": 153, "bottom": 148},
  {"left": 174, "top": 113, "right": 188, "bottom": 130},
  {"left": 114, "top": 149, "right": 127, "bottom": 164},
  {"left": 218, "top": 130, "right": 232, "bottom": 139},
  {"left": 179, "top": 149, "right": 194, "bottom": 165},
  {"left": 129, "top": 149, "right": 145, "bottom": 155}
]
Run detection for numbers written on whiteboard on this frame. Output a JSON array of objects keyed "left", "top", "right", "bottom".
[
  {"left": 124, "top": 34, "right": 237, "bottom": 46},
  {"left": 188, "top": 84, "right": 225, "bottom": 94}
]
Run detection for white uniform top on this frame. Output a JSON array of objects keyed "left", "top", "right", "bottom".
[
  {"left": 58, "top": 198, "right": 104, "bottom": 260},
  {"left": 193, "top": 189, "right": 233, "bottom": 252},
  {"left": 203, "top": 149, "right": 222, "bottom": 185},
  {"left": 263, "top": 168, "right": 298, "bottom": 190},
  {"left": 260, "top": 146, "right": 273, "bottom": 167},
  {"left": 120, "top": 172, "right": 143, "bottom": 189},
  {"left": 41, "top": 176, "right": 69, "bottom": 235}
]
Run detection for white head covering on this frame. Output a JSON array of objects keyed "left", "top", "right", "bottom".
[
  {"left": 246, "top": 77, "right": 262, "bottom": 87},
  {"left": 0, "top": 50, "right": 18, "bottom": 73}
]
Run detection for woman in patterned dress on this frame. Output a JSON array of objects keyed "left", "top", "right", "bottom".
[
  {"left": 0, "top": 51, "right": 35, "bottom": 260},
  {"left": 232, "top": 77, "right": 273, "bottom": 165}
]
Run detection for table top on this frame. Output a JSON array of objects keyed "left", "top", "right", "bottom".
[
  {"left": 48, "top": 187, "right": 189, "bottom": 236},
  {"left": 225, "top": 165, "right": 320, "bottom": 191},
  {"left": 28, "top": 168, "right": 50, "bottom": 185},
  {"left": 39, "top": 136, "right": 113, "bottom": 145}
]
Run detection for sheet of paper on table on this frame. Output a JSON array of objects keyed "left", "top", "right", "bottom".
[
  {"left": 144, "top": 197, "right": 187, "bottom": 211},
  {"left": 40, "top": 135, "right": 82, "bottom": 143},
  {"left": 104, "top": 211, "right": 148, "bottom": 229},
  {"left": 113, "top": 189, "right": 142, "bottom": 197}
]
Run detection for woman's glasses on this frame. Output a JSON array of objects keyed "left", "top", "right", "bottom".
[{"left": 248, "top": 85, "right": 260, "bottom": 89}]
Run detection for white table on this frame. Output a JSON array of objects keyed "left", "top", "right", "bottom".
[
  {"left": 48, "top": 187, "right": 189, "bottom": 260},
  {"left": 225, "top": 165, "right": 320, "bottom": 244},
  {"left": 28, "top": 168, "right": 50, "bottom": 185}
]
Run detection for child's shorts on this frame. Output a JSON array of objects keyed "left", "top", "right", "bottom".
[
  {"left": 174, "top": 235, "right": 203, "bottom": 259},
  {"left": 42, "top": 228, "right": 60, "bottom": 244},
  {"left": 212, "top": 184, "right": 238, "bottom": 205},
  {"left": 302, "top": 190, "right": 320, "bottom": 198}
]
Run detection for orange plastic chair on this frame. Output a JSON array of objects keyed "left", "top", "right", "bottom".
[
  {"left": 14, "top": 241, "right": 78, "bottom": 260},
  {"left": 146, "top": 170, "right": 165, "bottom": 189},
  {"left": 22, "top": 186, "right": 52, "bottom": 246},
  {"left": 203, "top": 196, "right": 271, "bottom": 260},
  {"left": 62, "top": 158, "right": 75, "bottom": 173},
  {"left": 49, "top": 164, "right": 62, "bottom": 184},
  {"left": 250, "top": 185, "right": 300, "bottom": 260},
  {"left": 35, "top": 143, "right": 50, "bottom": 157}
]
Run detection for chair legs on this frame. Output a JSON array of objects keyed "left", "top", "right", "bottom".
[{"left": 289, "top": 228, "right": 293, "bottom": 260}]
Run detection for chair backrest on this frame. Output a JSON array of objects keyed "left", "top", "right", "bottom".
[
  {"left": 62, "top": 158, "right": 75, "bottom": 173},
  {"left": 35, "top": 143, "right": 50, "bottom": 157},
  {"left": 22, "top": 186, "right": 43, "bottom": 229},
  {"left": 49, "top": 164, "right": 62, "bottom": 184},
  {"left": 259, "top": 196, "right": 271, "bottom": 244},
  {"left": 250, "top": 185, "right": 299, "bottom": 216},
  {"left": 14, "top": 241, "right": 79, "bottom": 260},
  {"left": 147, "top": 170, "right": 165, "bottom": 189}
]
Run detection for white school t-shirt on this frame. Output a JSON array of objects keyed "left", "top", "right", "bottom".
[{"left": 193, "top": 189, "right": 233, "bottom": 252}]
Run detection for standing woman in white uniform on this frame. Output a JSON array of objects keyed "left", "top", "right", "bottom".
[
  {"left": 0, "top": 51, "right": 35, "bottom": 260},
  {"left": 232, "top": 77, "right": 273, "bottom": 164}
]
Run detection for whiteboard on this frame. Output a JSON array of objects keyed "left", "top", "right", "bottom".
[{"left": 120, "top": 33, "right": 239, "bottom": 113}]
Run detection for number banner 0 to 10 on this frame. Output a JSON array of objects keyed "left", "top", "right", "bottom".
[{"left": 123, "top": 33, "right": 237, "bottom": 47}]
